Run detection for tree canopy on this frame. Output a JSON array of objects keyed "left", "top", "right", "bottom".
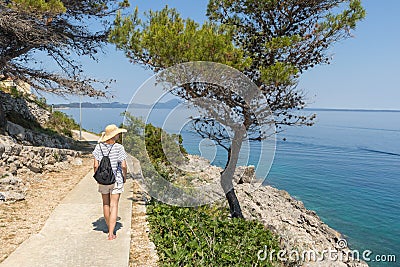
[
  {"left": 109, "top": 0, "right": 365, "bottom": 217},
  {"left": 110, "top": 6, "right": 251, "bottom": 72},
  {"left": 110, "top": 0, "right": 365, "bottom": 128},
  {"left": 207, "top": 0, "right": 365, "bottom": 125},
  {"left": 0, "top": 0, "right": 129, "bottom": 96}
]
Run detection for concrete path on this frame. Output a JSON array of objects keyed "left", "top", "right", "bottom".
[
  {"left": 71, "top": 129, "right": 100, "bottom": 143},
  {"left": 1, "top": 132, "right": 134, "bottom": 267}
]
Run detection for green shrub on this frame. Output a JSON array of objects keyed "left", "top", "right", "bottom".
[
  {"left": 123, "top": 112, "right": 187, "bottom": 162},
  {"left": 123, "top": 112, "right": 188, "bottom": 181},
  {"left": 147, "top": 201, "right": 280, "bottom": 266},
  {"left": 9, "top": 86, "right": 22, "bottom": 98},
  {"left": 46, "top": 111, "right": 80, "bottom": 137},
  {"left": 145, "top": 123, "right": 187, "bottom": 163}
]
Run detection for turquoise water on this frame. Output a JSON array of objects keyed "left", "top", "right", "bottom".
[
  {"left": 61, "top": 107, "right": 399, "bottom": 266},
  {"left": 266, "top": 112, "right": 400, "bottom": 266}
]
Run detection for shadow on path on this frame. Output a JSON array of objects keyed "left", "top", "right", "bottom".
[{"left": 92, "top": 217, "right": 122, "bottom": 234}]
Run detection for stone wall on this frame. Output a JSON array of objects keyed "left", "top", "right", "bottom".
[
  {"left": 6, "top": 121, "right": 71, "bottom": 149},
  {"left": 0, "top": 91, "right": 50, "bottom": 126},
  {"left": 0, "top": 135, "right": 82, "bottom": 202},
  {"left": 0, "top": 141, "right": 81, "bottom": 175}
]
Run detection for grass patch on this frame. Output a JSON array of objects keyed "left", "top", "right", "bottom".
[
  {"left": 45, "top": 111, "right": 80, "bottom": 137},
  {"left": 147, "top": 201, "right": 280, "bottom": 266}
]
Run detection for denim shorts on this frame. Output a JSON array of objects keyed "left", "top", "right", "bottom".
[{"left": 98, "top": 183, "right": 124, "bottom": 194}]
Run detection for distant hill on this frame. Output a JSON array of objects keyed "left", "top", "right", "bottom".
[
  {"left": 53, "top": 99, "right": 182, "bottom": 109},
  {"left": 53, "top": 102, "right": 127, "bottom": 109},
  {"left": 152, "top": 99, "right": 181, "bottom": 109}
]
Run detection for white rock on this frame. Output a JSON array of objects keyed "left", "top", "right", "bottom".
[{"left": 72, "top": 158, "right": 83, "bottom": 166}]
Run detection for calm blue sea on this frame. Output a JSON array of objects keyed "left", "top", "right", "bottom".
[{"left": 61, "top": 107, "right": 399, "bottom": 266}]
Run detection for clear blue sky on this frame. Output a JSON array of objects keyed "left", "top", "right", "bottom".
[{"left": 43, "top": 0, "right": 400, "bottom": 110}]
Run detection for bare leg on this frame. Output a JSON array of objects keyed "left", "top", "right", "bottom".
[
  {"left": 101, "top": 194, "right": 111, "bottom": 228},
  {"left": 108, "top": 193, "right": 120, "bottom": 239}
]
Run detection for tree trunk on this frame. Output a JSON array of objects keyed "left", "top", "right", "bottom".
[
  {"left": 221, "top": 128, "right": 245, "bottom": 219},
  {"left": 225, "top": 188, "right": 243, "bottom": 218}
]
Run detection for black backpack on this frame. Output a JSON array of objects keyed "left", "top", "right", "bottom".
[{"left": 93, "top": 143, "right": 116, "bottom": 185}]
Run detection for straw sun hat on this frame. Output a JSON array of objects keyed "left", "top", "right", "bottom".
[{"left": 98, "top": 124, "right": 127, "bottom": 143}]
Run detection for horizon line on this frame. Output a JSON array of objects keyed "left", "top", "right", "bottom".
[
  {"left": 51, "top": 102, "right": 400, "bottom": 112},
  {"left": 305, "top": 107, "right": 400, "bottom": 112}
]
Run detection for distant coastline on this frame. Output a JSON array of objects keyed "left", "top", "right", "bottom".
[
  {"left": 53, "top": 101, "right": 400, "bottom": 113},
  {"left": 52, "top": 99, "right": 181, "bottom": 109}
]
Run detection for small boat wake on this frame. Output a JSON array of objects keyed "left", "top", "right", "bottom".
[{"left": 359, "top": 147, "right": 400, "bottom": 157}]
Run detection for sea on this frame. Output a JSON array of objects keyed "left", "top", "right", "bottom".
[{"left": 61, "top": 107, "right": 399, "bottom": 266}]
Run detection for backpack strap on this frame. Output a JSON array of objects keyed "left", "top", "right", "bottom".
[
  {"left": 106, "top": 143, "right": 115, "bottom": 156},
  {"left": 99, "top": 144, "right": 105, "bottom": 157},
  {"left": 99, "top": 143, "right": 115, "bottom": 157}
]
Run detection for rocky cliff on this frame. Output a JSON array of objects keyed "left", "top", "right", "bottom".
[
  {"left": 0, "top": 91, "right": 72, "bottom": 148},
  {"left": 179, "top": 155, "right": 368, "bottom": 267},
  {"left": 0, "top": 91, "right": 50, "bottom": 126}
]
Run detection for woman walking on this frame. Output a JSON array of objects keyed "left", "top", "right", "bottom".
[{"left": 93, "top": 124, "right": 127, "bottom": 240}]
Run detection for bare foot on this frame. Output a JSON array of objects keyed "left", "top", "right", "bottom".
[{"left": 107, "top": 235, "right": 114, "bottom": 240}]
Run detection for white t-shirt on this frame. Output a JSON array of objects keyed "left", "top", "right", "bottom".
[{"left": 92, "top": 143, "right": 127, "bottom": 185}]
